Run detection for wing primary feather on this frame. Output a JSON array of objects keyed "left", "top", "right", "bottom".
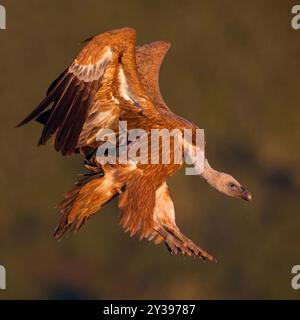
[
  {"left": 46, "top": 69, "right": 68, "bottom": 96},
  {"left": 35, "top": 110, "right": 51, "bottom": 125},
  {"left": 61, "top": 87, "right": 92, "bottom": 155},
  {"left": 62, "top": 84, "right": 93, "bottom": 154},
  {"left": 38, "top": 76, "right": 79, "bottom": 145},
  {"left": 53, "top": 84, "right": 85, "bottom": 153},
  {"left": 16, "top": 71, "right": 71, "bottom": 128},
  {"left": 54, "top": 80, "right": 95, "bottom": 155}
]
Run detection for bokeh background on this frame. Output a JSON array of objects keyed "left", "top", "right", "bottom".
[{"left": 1, "top": 0, "right": 300, "bottom": 299}]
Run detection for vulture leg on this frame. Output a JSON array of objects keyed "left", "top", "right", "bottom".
[
  {"left": 155, "top": 227, "right": 193, "bottom": 256},
  {"left": 163, "top": 225, "right": 214, "bottom": 261},
  {"left": 152, "top": 182, "right": 215, "bottom": 261}
]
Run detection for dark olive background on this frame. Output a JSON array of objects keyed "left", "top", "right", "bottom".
[{"left": 0, "top": 0, "right": 300, "bottom": 299}]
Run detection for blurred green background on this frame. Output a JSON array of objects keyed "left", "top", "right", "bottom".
[{"left": 1, "top": 0, "right": 300, "bottom": 299}]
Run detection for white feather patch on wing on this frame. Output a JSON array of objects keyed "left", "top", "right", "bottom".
[
  {"left": 69, "top": 47, "right": 113, "bottom": 81},
  {"left": 119, "top": 67, "right": 133, "bottom": 102},
  {"left": 118, "top": 67, "right": 143, "bottom": 109}
]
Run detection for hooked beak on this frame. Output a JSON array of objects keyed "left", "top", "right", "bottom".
[{"left": 240, "top": 188, "right": 252, "bottom": 202}]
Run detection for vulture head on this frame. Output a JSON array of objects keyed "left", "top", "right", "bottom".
[
  {"left": 214, "top": 173, "right": 252, "bottom": 202},
  {"left": 201, "top": 160, "right": 252, "bottom": 202}
]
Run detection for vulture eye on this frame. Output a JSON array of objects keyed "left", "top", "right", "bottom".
[{"left": 229, "top": 183, "right": 237, "bottom": 190}]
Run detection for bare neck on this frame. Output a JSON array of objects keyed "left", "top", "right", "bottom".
[{"left": 200, "top": 159, "right": 221, "bottom": 190}]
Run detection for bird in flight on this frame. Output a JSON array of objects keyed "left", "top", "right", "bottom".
[{"left": 17, "top": 27, "right": 251, "bottom": 261}]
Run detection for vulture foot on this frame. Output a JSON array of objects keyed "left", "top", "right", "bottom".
[{"left": 157, "top": 226, "right": 215, "bottom": 261}]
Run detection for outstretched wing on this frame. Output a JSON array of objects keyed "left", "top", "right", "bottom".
[
  {"left": 136, "top": 41, "right": 171, "bottom": 112},
  {"left": 17, "top": 27, "right": 160, "bottom": 155}
]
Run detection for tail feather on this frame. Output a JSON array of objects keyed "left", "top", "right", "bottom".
[{"left": 53, "top": 158, "right": 117, "bottom": 240}]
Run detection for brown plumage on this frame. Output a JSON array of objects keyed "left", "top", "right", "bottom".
[{"left": 17, "top": 27, "right": 252, "bottom": 261}]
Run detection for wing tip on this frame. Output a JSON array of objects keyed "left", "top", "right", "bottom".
[
  {"left": 112, "top": 26, "right": 136, "bottom": 36},
  {"left": 138, "top": 40, "right": 171, "bottom": 51},
  {"left": 155, "top": 40, "right": 171, "bottom": 50},
  {"left": 15, "top": 117, "right": 31, "bottom": 128}
]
